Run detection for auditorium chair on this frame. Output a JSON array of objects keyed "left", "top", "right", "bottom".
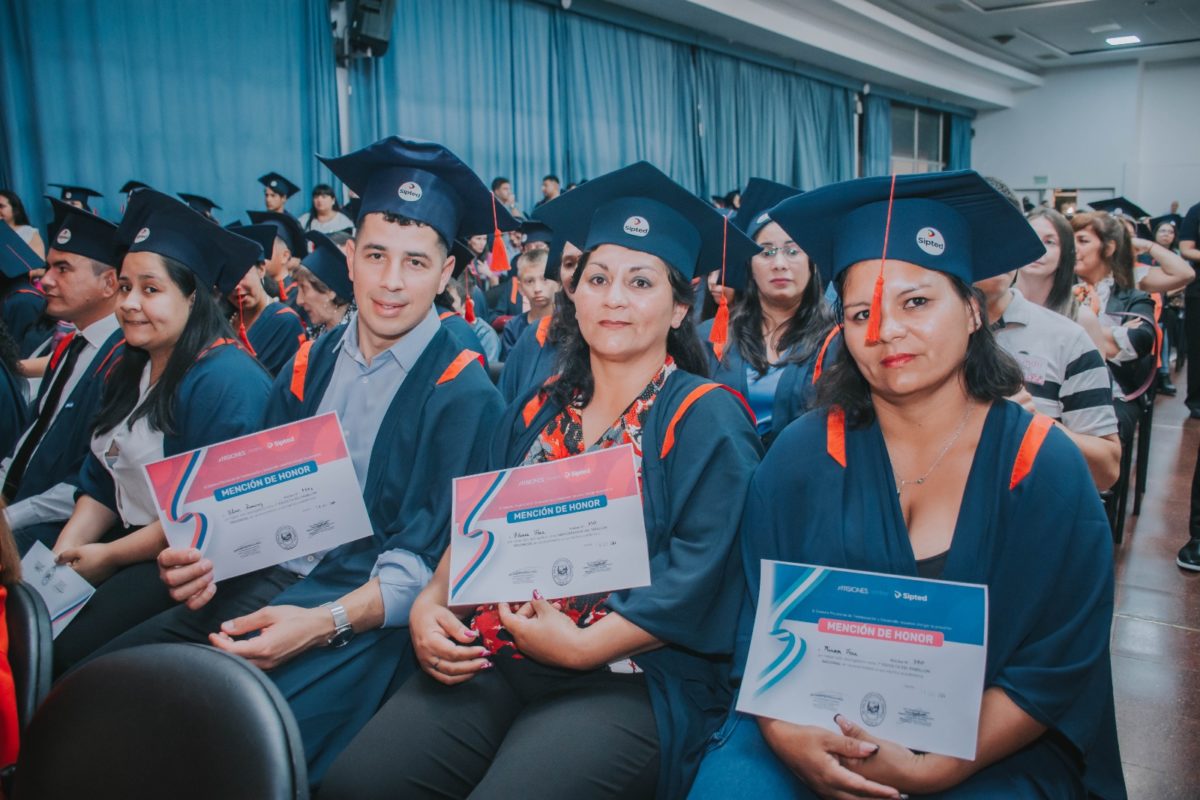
[
  {"left": 12, "top": 644, "right": 308, "bottom": 800},
  {"left": 0, "top": 581, "right": 52, "bottom": 794}
]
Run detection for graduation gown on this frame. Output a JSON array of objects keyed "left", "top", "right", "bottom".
[
  {"left": 435, "top": 304, "right": 488, "bottom": 368},
  {"left": 9, "top": 329, "right": 125, "bottom": 505},
  {"left": 735, "top": 401, "right": 1125, "bottom": 799},
  {"left": 261, "top": 324, "right": 503, "bottom": 783},
  {"left": 486, "top": 277, "right": 522, "bottom": 321},
  {"left": 497, "top": 315, "right": 557, "bottom": 403},
  {"left": 695, "top": 319, "right": 839, "bottom": 446},
  {"left": 498, "top": 310, "right": 535, "bottom": 359},
  {"left": 77, "top": 342, "right": 273, "bottom": 511},
  {"left": 0, "top": 360, "right": 29, "bottom": 461},
  {"left": 246, "top": 301, "right": 307, "bottom": 377},
  {"left": 500, "top": 370, "right": 763, "bottom": 799},
  {"left": 2, "top": 279, "right": 47, "bottom": 358}
]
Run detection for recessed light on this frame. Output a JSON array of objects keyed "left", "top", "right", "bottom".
[{"left": 1106, "top": 35, "right": 1141, "bottom": 46}]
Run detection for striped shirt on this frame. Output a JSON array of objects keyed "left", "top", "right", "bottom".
[{"left": 994, "top": 289, "right": 1119, "bottom": 438}]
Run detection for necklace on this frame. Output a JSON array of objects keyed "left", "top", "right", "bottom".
[{"left": 894, "top": 402, "right": 974, "bottom": 496}]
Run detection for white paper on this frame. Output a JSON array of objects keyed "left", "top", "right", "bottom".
[{"left": 20, "top": 541, "right": 96, "bottom": 638}]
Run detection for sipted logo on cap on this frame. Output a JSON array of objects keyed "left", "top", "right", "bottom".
[
  {"left": 623, "top": 216, "right": 650, "bottom": 237},
  {"left": 756, "top": 212, "right": 770, "bottom": 224},
  {"left": 269, "top": 180, "right": 279, "bottom": 189},
  {"left": 56, "top": 228, "right": 72, "bottom": 245},
  {"left": 134, "top": 227, "right": 151, "bottom": 244},
  {"left": 915, "top": 227, "right": 945, "bottom": 256},
  {"left": 397, "top": 181, "right": 423, "bottom": 202}
]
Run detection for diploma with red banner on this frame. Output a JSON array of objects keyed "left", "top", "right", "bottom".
[
  {"left": 143, "top": 412, "right": 373, "bottom": 582},
  {"left": 738, "top": 561, "right": 988, "bottom": 760},
  {"left": 448, "top": 444, "right": 651, "bottom": 606}
]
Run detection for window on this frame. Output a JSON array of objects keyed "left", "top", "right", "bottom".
[{"left": 890, "top": 104, "right": 945, "bottom": 174}]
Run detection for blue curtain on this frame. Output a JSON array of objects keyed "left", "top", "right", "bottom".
[
  {"left": 862, "top": 94, "right": 891, "bottom": 177},
  {"left": 947, "top": 113, "right": 973, "bottom": 171},
  {"left": 693, "top": 49, "right": 856, "bottom": 196},
  {"left": 0, "top": 0, "right": 339, "bottom": 227},
  {"left": 348, "top": 0, "right": 562, "bottom": 217}
]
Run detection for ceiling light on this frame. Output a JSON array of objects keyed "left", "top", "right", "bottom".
[{"left": 1106, "top": 35, "right": 1141, "bottom": 46}]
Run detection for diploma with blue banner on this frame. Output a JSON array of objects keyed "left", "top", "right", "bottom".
[
  {"left": 448, "top": 444, "right": 651, "bottom": 606},
  {"left": 738, "top": 561, "right": 988, "bottom": 760},
  {"left": 142, "top": 412, "right": 373, "bottom": 582}
]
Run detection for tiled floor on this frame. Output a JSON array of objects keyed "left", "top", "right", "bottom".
[{"left": 1112, "top": 383, "right": 1200, "bottom": 799}]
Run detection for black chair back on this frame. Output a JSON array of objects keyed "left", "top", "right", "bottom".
[
  {"left": 13, "top": 643, "right": 308, "bottom": 800},
  {"left": 4, "top": 581, "right": 52, "bottom": 736}
]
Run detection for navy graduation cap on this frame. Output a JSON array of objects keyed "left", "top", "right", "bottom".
[
  {"left": 45, "top": 197, "right": 121, "bottom": 266},
  {"left": 769, "top": 170, "right": 1044, "bottom": 343},
  {"left": 117, "top": 190, "right": 263, "bottom": 296},
  {"left": 317, "top": 136, "right": 520, "bottom": 247},
  {"left": 534, "top": 161, "right": 760, "bottom": 282},
  {"left": 520, "top": 219, "right": 554, "bottom": 247},
  {"left": 1150, "top": 214, "right": 1183, "bottom": 234},
  {"left": 232, "top": 224, "right": 279, "bottom": 265},
  {"left": 0, "top": 223, "right": 43, "bottom": 281},
  {"left": 1088, "top": 196, "right": 1149, "bottom": 220},
  {"left": 178, "top": 193, "right": 222, "bottom": 216},
  {"left": 258, "top": 172, "right": 300, "bottom": 198},
  {"left": 714, "top": 177, "right": 806, "bottom": 291},
  {"left": 49, "top": 183, "right": 103, "bottom": 210},
  {"left": 120, "top": 180, "right": 150, "bottom": 195},
  {"left": 301, "top": 230, "right": 352, "bottom": 300},
  {"left": 246, "top": 210, "right": 308, "bottom": 257}
]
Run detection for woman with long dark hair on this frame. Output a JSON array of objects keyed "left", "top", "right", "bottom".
[
  {"left": 691, "top": 172, "right": 1123, "bottom": 800},
  {"left": 699, "top": 179, "right": 835, "bottom": 446},
  {"left": 321, "top": 162, "right": 764, "bottom": 800},
  {"left": 298, "top": 183, "right": 354, "bottom": 234},
  {"left": 0, "top": 189, "right": 45, "bottom": 259},
  {"left": 1016, "top": 208, "right": 1077, "bottom": 317},
  {"left": 50, "top": 190, "right": 272, "bottom": 674}
]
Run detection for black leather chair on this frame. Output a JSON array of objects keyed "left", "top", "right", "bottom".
[
  {"left": 4, "top": 581, "right": 52, "bottom": 735},
  {"left": 13, "top": 643, "right": 308, "bottom": 800}
]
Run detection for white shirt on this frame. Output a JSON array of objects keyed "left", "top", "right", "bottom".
[
  {"left": 88, "top": 364, "right": 165, "bottom": 527},
  {"left": 298, "top": 211, "right": 354, "bottom": 234},
  {"left": 2, "top": 314, "right": 121, "bottom": 531}
]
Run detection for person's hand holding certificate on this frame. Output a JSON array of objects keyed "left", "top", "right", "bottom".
[
  {"left": 738, "top": 561, "right": 988, "bottom": 760},
  {"left": 143, "top": 412, "right": 373, "bottom": 582},
  {"left": 449, "top": 444, "right": 651, "bottom": 606}
]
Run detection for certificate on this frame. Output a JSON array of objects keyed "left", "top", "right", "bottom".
[
  {"left": 20, "top": 541, "right": 95, "bottom": 638},
  {"left": 737, "top": 561, "right": 988, "bottom": 760},
  {"left": 143, "top": 412, "right": 373, "bottom": 582},
  {"left": 448, "top": 444, "right": 650, "bottom": 606}
]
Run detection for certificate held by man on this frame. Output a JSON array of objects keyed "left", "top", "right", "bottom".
[
  {"left": 143, "top": 412, "right": 373, "bottom": 582},
  {"left": 449, "top": 444, "right": 651, "bottom": 606},
  {"left": 738, "top": 561, "right": 988, "bottom": 760}
]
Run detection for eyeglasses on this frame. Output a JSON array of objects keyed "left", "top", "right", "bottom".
[{"left": 756, "top": 246, "right": 806, "bottom": 262}]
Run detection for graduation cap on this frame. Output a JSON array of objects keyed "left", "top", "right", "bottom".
[
  {"left": 1150, "top": 214, "right": 1183, "bottom": 234},
  {"left": 232, "top": 224, "right": 278, "bottom": 264},
  {"left": 178, "top": 193, "right": 222, "bottom": 216},
  {"left": 711, "top": 178, "right": 807, "bottom": 292},
  {"left": 317, "top": 136, "right": 520, "bottom": 254},
  {"left": 246, "top": 210, "right": 308, "bottom": 257},
  {"left": 44, "top": 197, "right": 121, "bottom": 266},
  {"left": 258, "top": 172, "right": 300, "bottom": 198},
  {"left": 120, "top": 180, "right": 150, "bottom": 194},
  {"left": 116, "top": 190, "right": 263, "bottom": 296},
  {"left": 0, "top": 222, "right": 44, "bottom": 281},
  {"left": 301, "top": 231, "right": 352, "bottom": 300},
  {"left": 521, "top": 219, "right": 554, "bottom": 247},
  {"left": 769, "top": 170, "right": 1044, "bottom": 344},
  {"left": 1088, "top": 196, "right": 1149, "bottom": 220},
  {"left": 48, "top": 184, "right": 103, "bottom": 210}
]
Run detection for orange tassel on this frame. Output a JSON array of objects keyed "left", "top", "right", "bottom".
[
  {"left": 238, "top": 303, "right": 256, "bottom": 355},
  {"left": 865, "top": 174, "right": 898, "bottom": 346},
  {"left": 489, "top": 195, "right": 511, "bottom": 275},
  {"left": 709, "top": 294, "right": 729, "bottom": 361},
  {"left": 464, "top": 286, "right": 477, "bottom": 324}
]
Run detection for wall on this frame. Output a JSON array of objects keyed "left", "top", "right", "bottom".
[{"left": 972, "top": 58, "right": 1200, "bottom": 215}]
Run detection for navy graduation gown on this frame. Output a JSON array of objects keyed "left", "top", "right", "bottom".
[
  {"left": 2, "top": 279, "right": 47, "bottom": 358},
  {"left": 498, "top": 370, "right": 763, "bottom": 799},
  {"left": 77, "top": 342, "right": 273, "bottom": 510},
  {"left": 498, "top": 310, "right": 534, "bottom": 359},
  {"left": 695, "top": 318, "right": 839, "bottom": 446},
  {"left": 9, "top": 329, "right": 125, "bottom": 505},
  {"left": 0, "top": 361, "right": 29, "bottom": 460},
  {"left": 261, "top": 323, "right": 503, "bottom": 783},
  {"left": 497, "top": 315, "right": 557, "bottom": 403},
  {"left": 435, "top": 304, "right": 488, "bottom": 368},
  {"left": 246, "top": 301, "right": 307, "bottom": 377},
  {"left": 738, "top": 401, "right": 1125, "bottom": 799},
  {"left": 486, "top": 277, "right": 522, "bottom": 321}
]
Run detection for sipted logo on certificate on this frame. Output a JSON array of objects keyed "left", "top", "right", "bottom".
[
  {"left": 449, "top": 444, "right": 651, "bottom": 606},
  {"left": 142, "top": 412, "right": 374, "bottom": 582},
  {"left": 737, "top": 561, "right": 989, "bottom": 760}
]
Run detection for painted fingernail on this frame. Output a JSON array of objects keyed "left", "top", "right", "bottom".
[
  {"left": 532, "top": 589, "right": 544, "bottom": 600},
  {"left": 480, "top": 661, "right": 494, "bottom": 670}
]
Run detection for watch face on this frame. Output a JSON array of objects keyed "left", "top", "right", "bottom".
[{"left": 330, "top": 626, "right": 354, "bottom": 648}]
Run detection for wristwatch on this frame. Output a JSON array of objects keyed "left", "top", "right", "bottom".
[{"left": 322, "top": 602, "right": 354, "bottom": 648}]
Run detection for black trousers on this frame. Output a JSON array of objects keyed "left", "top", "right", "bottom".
[
  {"left": 319, "top": 657, "right": 660, "bottom": 800},
  {"left": 1190, "top": 438, "right": 1200, "bottom": 543},
  {"left": 80, "top": 566, "right": 301, "bottom": 665},
  {"left": 1185, "top": 293, "right": 1200, "bottom": 407}
]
